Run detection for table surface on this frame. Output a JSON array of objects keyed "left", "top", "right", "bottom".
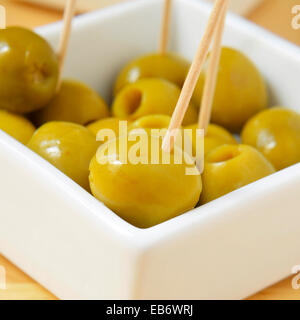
[{"left": 0, "top": 0, "right": 300, "bottom": 300}]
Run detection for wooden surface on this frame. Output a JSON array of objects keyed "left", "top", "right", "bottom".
[
  {"left": 0, "top": 0, "right": 299, "bottom": 300},
  {"left": 248, "top": 0, "right": 300, "bottom": 45}
]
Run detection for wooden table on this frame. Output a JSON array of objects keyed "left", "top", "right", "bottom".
[{"left": 0, "top": 0, "right": 300, "bottom": 300}]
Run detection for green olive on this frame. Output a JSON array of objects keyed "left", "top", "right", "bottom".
[
  {"left": 112, "top": 78, "right": 198, "bottom": 125},
  {"left": 184, "top": 123, "right": 238, "bottom": 157},
  {"left": 31, "top": 79, "right": 109, "bottom": 126},
  {"left": 27, "top": 122, "right": 99, "bottom": 190},
  {"left": 0, "top": 27, "right": 59, "bottom": 114},
  {"left": 127, "top": 114, "right": 194, "bottom": 158},
  {"left": 241, "top": 107, "right": 300, "bottom": 170},
  {"left": 198, "top": 47, "right": 268, "bottom": 132},
  {"left": 114, "top": 52, "right": 204, "bottom": 107},
  {"left": 87, "top": 117, "right": 129, "bottom": 135},
  {"left": 0, "top": 110, "right": 35, "bottom": 144},
  {"left": 114, "top": 53, "right": 190, "bottom": 95},
  {"left": 200, "top": 144, "right": 275, "bottom": 204},
  {"left": 87, "top": 117, "right": 132, "bottom": 146},
  {"left": 89, "top": 135, "right": 202, "bottom": 228},
  {"left": 129, "top": 114, "right": 171, "bottom": 131}
]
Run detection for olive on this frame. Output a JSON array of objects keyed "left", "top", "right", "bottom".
[
  {"left": 184, "top": 123, "right": 237, "bottom": 157},
  {"left": 241, "top": 107, "right": 300, "bottom": 170},
  {"left": 200, "top": 144, "right": 275, "bottom": 204},
  {"left": 87, "top": 117, "right": 129, "bottom": 135},
  {"left": 198, "top": 47, "right": 268, "bottom": 132},
  {"left": 114, "top": 52, "right": 204, "bottom": 107},
  {"left": 89, "top": 135, "right": 202, "bottom": 228},
  {"left": 114, "top": 53, "right": 190, "bottom": 95},
  {"left": 0, "top": 27, "right": 59, "bottom": 114},
  {"left": 27, "top": 122, "right": 98, "bottom": 190},
  {"left": 129, "top": 114, "right": 171, "bottom": 132},
  {"left": 0, "top": 110, "right": 35, "bottom": 144},
  {"left": 112, "top": 78, "right": 198, "bottom": 125},
  {"left": 31, "top": 79, "right": 109, "bottom": 126},
  {"left": 87, "top": 117, "right": 132, "bottom": 145},
  {"left": 127, "top": 114, "right": 197, "bottom": 159}
]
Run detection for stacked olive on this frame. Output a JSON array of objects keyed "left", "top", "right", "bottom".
[{"left": 1, "top": 25, "right": 299, "bottom": 229}]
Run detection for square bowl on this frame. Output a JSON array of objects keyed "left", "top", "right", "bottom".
[{"left": 1, "top": 0, "right": 300, "bottom": 300}]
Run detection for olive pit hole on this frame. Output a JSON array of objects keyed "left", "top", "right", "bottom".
[
  {"left": 139, "top": 117, "right": 169, "bottom": 129},
  {"left": 207, "top": 146, "right": 240, "bottom": 163},
  {"left": 123, "top": 89, "right": 142, "bottom": 115}
]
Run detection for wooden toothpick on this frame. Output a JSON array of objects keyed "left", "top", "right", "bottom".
[
  {"left": 198, "top": 0, "right": 229, "bottom": 133},
  {"left": 159, "top": 0, "right": 172, "bottom": 55},
  {"left": 0, "top": 5, "right": 6, "bottom": 29},
  {"left": 162, "top": 0, "right": 229, "bottom": 152},
  {"left": 57, "top": 0, "right": 77, "bottom": 90}
]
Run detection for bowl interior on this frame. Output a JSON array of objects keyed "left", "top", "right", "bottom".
[
  {"left": 32, "top": 0, "right": 300, "bottom": 234},
  {"left": 36, "top": 0, "right": 300, "bottom": 111}
]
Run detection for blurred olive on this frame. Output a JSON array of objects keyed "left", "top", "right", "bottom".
[
  {"left": 0, "top": 27, "right": 59, "bottom": 114},
  {"left": 0, "top": 110, "right": 35, "bottom": 144}
]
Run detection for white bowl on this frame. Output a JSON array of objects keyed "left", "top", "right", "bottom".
[{"left": 1, "top": 0, "right": 300, "bottom": 300}]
